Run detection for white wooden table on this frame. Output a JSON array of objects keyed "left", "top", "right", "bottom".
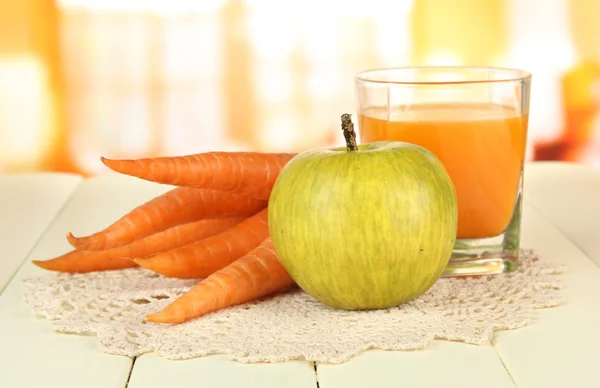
[{"left": 1, "top": 161, "right": 599, "bottom": 388}]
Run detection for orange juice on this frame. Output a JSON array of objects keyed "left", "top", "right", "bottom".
[{"left": 359, "top": 103, "right": 527, "bottom": 239}]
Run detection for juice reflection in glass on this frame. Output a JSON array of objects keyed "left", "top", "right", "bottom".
[{"left": 355, "top": 67, "right": 531, "bottom": 276}]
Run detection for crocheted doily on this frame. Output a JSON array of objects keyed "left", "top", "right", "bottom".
[{"left": 22, "top": 249, "right": 565, "bottom": 364}]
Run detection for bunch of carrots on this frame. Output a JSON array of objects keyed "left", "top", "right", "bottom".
[{"left": 33, "top": 151, "right": 299, "bottom": 324}]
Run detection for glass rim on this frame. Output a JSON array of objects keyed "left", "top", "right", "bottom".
[{"left": 354, "top": 66, "right": 532, "bottom": 86}]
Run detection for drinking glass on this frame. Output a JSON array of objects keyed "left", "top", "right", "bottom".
[{"left": 354, "top": 67, "right": 531, "bottom": 277}]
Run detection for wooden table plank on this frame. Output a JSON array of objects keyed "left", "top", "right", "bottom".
[
  {"left": 317, "top": 342, "right": 515, "bottom": 388},
  {"left": 128, "top": 354, "right": 317, "bottom": 388},
  {"left": 523, "top": 161, "right": 600, "bottom": 267},
  {"left": 0, "top": 173, "right": 171, "bottom": 388},
  {"left": 0, "top": 173, "right": 82, "bottom": 292},
  {"left": 492, "top": 203, "right": 600, "bottom": 388}
]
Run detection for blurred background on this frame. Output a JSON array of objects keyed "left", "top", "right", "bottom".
[{"left": 1, "top": 0, "right": 599, "bottom": 176}]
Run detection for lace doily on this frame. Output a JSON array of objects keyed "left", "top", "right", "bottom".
[{"left": 22, "top": 249, "right": 565, "bottom": 364}]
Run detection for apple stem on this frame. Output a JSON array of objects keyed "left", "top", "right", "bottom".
[{"left": 341, "top": 113, "right": 358, "bottom": 151}]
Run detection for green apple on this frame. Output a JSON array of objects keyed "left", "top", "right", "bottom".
[{"left": 267, "top": 114, "right": 458, "bottom": 310}]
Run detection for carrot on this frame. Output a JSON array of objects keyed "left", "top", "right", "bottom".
[
  {"left": 67, "top": 187, "right": 266, "bottom": 251},
  {"left": 100, "top": 152, "right": 296, "bottom": 200},
  {"left": 134, "top": 208, "right": 269, "bottom": 279},
  {"left": 32, "top": 218, "right": 243, "bottom": 273},
  {"left": 145, "top": 237, "right": 295, "bottom": 324}
]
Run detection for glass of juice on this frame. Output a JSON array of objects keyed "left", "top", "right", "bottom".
[{"left": 354, "top": 67, "right": 531, "bottom": 276}]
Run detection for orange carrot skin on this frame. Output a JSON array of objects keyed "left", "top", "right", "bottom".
[
  {"left": 33, "top": 218, "right": 244, "bottom": 273},
  {"left": 68, "top": 187, "right": 266, "bottom": 251},
  {"left": 134, "top": 208, "right": 270, "bottom": 279},
  {"left": 33, "top": 253, "right": 136, "bottom": 273},
  {"left": 101, "top": 152, "right": 296, "bottom": 200},
  {"left": 146, "top": 237, "right": 295, "bottom": 324}
]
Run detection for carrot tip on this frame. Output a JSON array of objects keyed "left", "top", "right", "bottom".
[
  {"left": 99, "top": 156, "right": 112, "bottom": 167},
  {"left": 65, "top": 232, "right": 79, "bottom": 245},
  {"left": 145, "top": 311, "right": 170, "bottom": 324},
  {"left": 32, "top": 260, "right": 51, "bottom": 270},
  {"left": 132, "top": 258, "right": 154, "bottom": 270}
]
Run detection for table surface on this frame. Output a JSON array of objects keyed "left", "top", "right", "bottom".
[{"left": 1, "top": 161, "right": 599, "bottom": 388}]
